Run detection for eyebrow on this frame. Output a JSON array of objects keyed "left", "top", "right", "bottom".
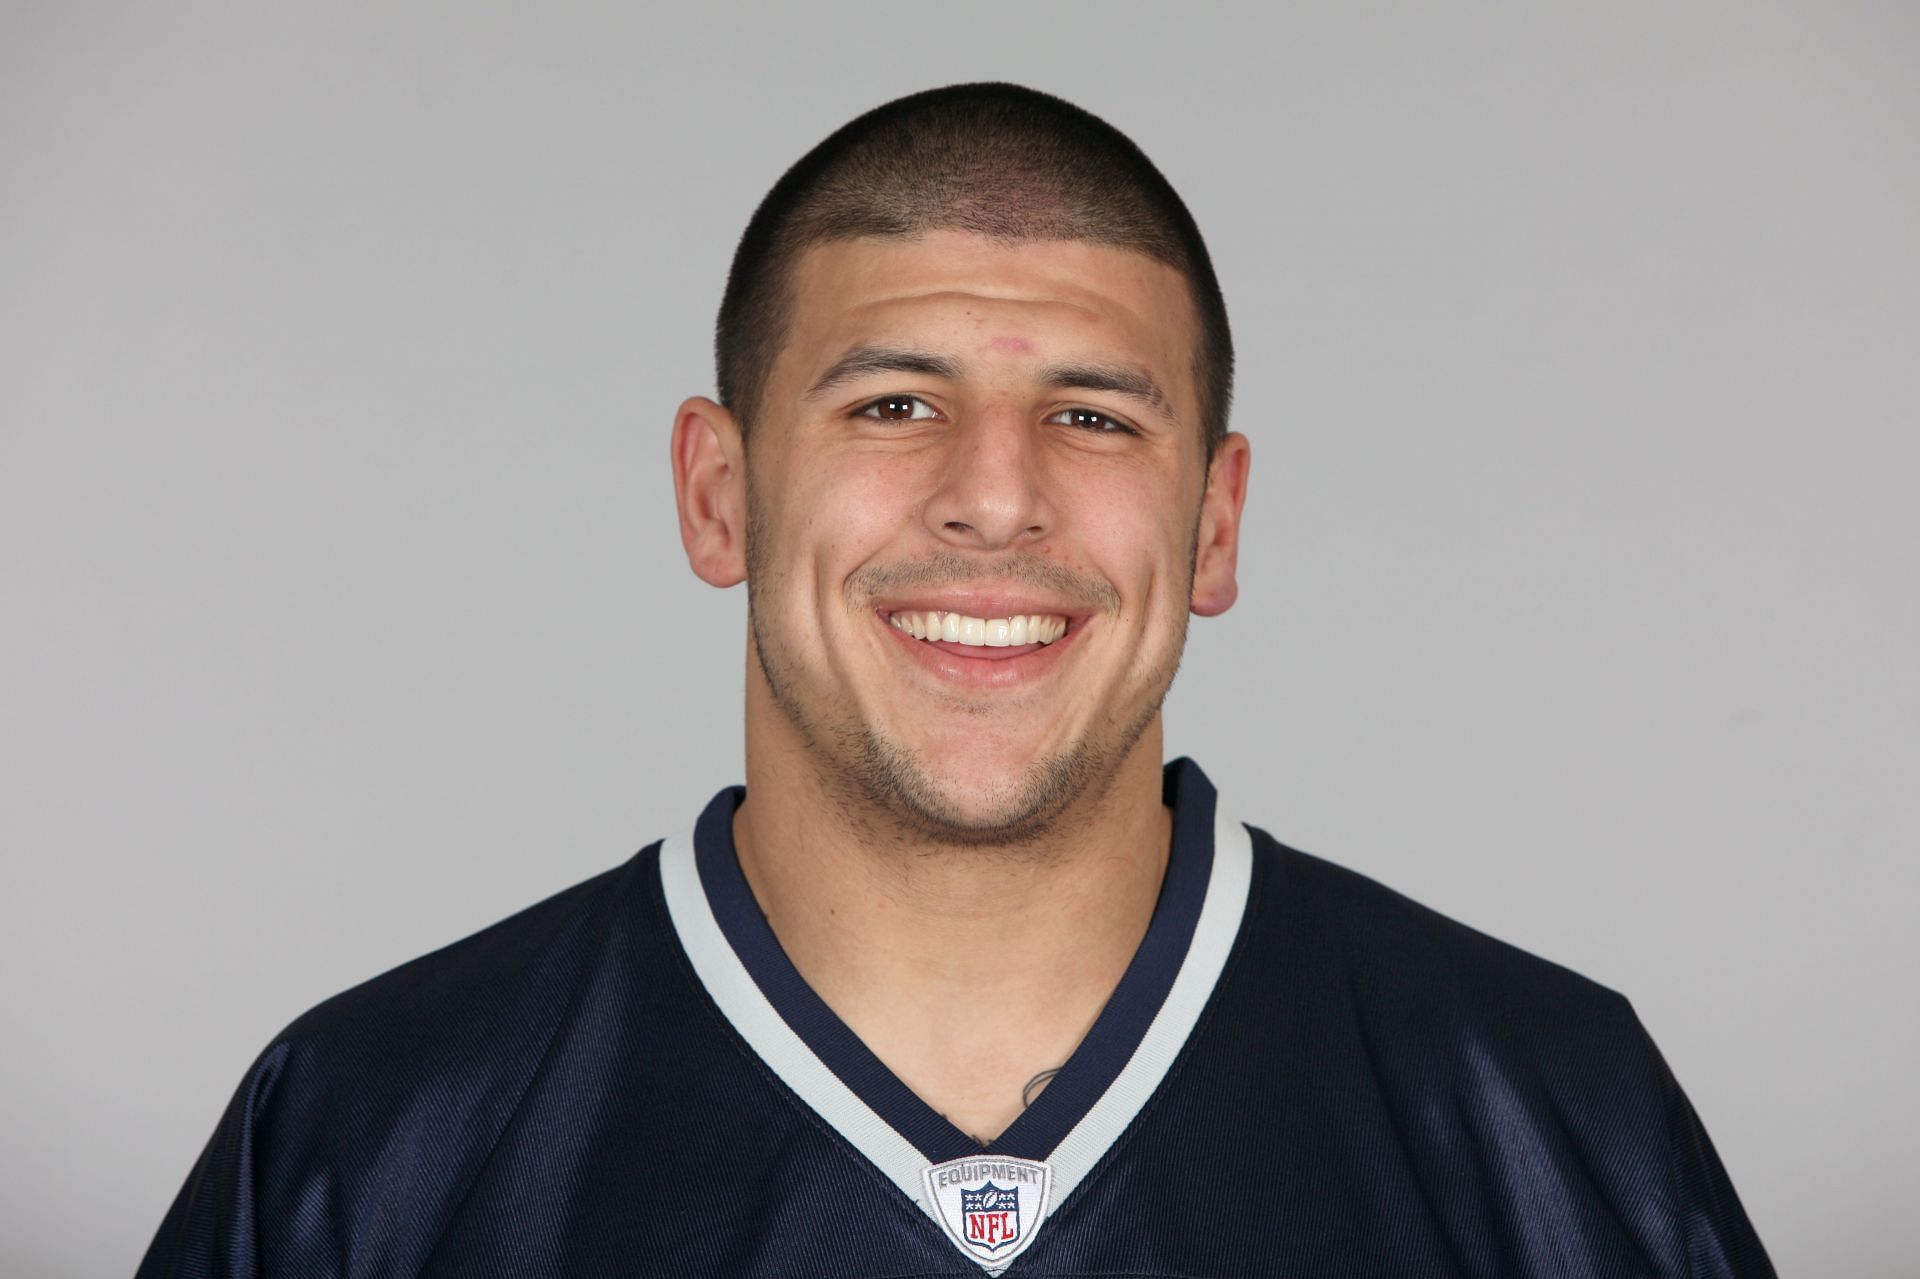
[
  {"left": 1037, "top": 361, "right": 1174, "bottom": 420},
  {"left": 804, "top": 345, "right": 965, "bottom": 399},
  {"left": 803, "top": 343, "right": 1177, "bottom": 424}
]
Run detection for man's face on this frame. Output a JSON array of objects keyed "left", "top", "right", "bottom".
[{"left": 711, "top": 229, "right": 1245, "bottom": 841}]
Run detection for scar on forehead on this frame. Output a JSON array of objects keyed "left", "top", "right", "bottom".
[{"left": 985, "top": 335, "right": 1034, "bottom": 354}]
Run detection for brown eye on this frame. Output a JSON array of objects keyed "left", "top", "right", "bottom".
[
  {"left": 856, "top": 395, "right": 938, "bottom": 422},
  {"left": 1047, "top": 407, "right": 1135, "bottom": 435}
]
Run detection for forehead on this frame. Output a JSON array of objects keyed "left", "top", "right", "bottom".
[{"left": 776, "top": 230, "right": 1200, "bottom": 409}]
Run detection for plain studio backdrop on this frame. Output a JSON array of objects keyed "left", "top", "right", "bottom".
[{"left": 2, "top": 3, "right": 1914, "bottom": 1275}]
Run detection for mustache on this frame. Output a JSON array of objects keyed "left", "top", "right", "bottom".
[{"left": 847, "top": 552, "right": 1120, "bottom": 613}]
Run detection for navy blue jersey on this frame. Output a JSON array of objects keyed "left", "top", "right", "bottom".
[{"left": 137, "top": 760, "right": 1773, "bottom": 1277}]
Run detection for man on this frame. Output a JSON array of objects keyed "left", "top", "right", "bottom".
[{"left": 138, "top": 83, "right": 1773, "bottom": 1277}]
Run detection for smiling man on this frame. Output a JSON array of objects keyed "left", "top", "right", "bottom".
[{"left": 139, "top": 84, "right": 1773, "bottom": 1278}]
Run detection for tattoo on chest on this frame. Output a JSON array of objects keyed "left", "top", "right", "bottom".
[{"left": 1021, "top": 1066, "right": 1063, "bottom": 1109}]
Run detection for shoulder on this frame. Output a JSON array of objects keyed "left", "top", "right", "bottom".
[
  {"left": 1248, "top": 823, "right": 1637, "bottom": 1020},
  {"left": 266, "top": 850, "right": 652, "bottom": 1082},
  {"left": 1235, "top": 824, "right": 1658, "bottom": 1104},
  {"left": 1209, "top": 828, "right": 1777, "bottom": 1272},
  {"left": 274, "top": 849, "right": 645, "bottom": 1057},
  {"left": 253, "top": 846, "right": 671, "bottom": 1165},
  {"left": 142, "top": 847, "right": 673, "bottom": 1274},
  {"left": 243, "top": 849, "right": 661, "bottom": 1135}
]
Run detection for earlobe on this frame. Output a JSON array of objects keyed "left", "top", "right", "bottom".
[
  {"left": 671, "top": 396, "right": 749, "bottom": 588},
  {"left": 1190, "top": 432, "right": 1251, "bottom": 619}
]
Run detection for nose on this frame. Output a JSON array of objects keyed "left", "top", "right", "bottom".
[{"left": 923, "top": 406, "right": 1055, "bottom": 551}]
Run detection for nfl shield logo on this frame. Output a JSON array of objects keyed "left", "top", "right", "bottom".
[
  {"left": 961, "top": 1183, "right": 1020, "bottom": 1252},
  {"left": 923, "top": 1154, "right": 1052, "bottom": 1272}
]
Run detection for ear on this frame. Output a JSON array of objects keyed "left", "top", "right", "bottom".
[
  {"left": 1190, "top": 431, "right": 1251, "bottom": 618},
  {"left": 671, "top": 396, "right": 748, "bottom": 588}
]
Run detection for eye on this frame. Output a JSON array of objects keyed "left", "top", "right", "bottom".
[
  {"left": 855, "top": 394, "right": 940, "bottom": 422},
  {"left": 1046, "top": 406, "right": 1137, "bottom": 435}
]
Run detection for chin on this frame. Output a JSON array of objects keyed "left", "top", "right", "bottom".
[{"left": 847, "top": 729, "right": 1110, "bottom": 849}]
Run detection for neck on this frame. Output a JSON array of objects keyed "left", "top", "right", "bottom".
[{"left": 731, "top": 686, "right": 1173, "bottom": 1142}]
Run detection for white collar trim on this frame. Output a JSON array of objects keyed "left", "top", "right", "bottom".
[{"left": 658, "top": 807, "right": 1254, "bottom": 1267}]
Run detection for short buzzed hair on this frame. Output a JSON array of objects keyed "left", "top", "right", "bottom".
[{"left": 715, "top": 82, "right": 1234, "bottom": 459}]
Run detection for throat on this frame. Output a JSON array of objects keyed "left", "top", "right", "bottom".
[{"left": 727, "top": 758, "right": 1177, "bottom": 1146}]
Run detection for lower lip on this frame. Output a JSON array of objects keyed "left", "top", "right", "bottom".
[{"left": 878, "top": 613, "right": 1080, "bottom": 688}]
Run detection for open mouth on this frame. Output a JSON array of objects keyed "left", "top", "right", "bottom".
[
  {"left": 876, "top": 606, "right": 1083, "bottom": 680},
  {"left": 885, "top": 609, "right": 1069, "bottom": 648}
]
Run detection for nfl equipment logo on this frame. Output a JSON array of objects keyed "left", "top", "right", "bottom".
[
  {"left": 923, "top": 1154, "right": 1051, "bottom": 1272},
  {"left": 961, "top": 1183, "right": 1020, "bottom": 1251}
]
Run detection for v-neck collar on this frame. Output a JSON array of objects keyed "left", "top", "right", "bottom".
[{"left": 657, "top": 758, "right": 1254, "bottom": 1263}]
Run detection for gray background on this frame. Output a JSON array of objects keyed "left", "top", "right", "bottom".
[{"left": 3, "top": 3, "right": 1914, "bottom": 1275}]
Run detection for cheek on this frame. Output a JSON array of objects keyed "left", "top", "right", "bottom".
[
  {"left": 1063, "top": 472, "right": 1192, "bottom": 611},
  {"left": 763, "top": 453, "right": 928, "bottom": 591}
]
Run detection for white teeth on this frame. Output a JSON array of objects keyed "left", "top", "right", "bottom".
[{"left": 887, "top": 610, "right": 1070, "bottom": 648}]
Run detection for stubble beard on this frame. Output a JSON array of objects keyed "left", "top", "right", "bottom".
[{"left": 743, "top": 486, "right": 1197, "bottom": 852}]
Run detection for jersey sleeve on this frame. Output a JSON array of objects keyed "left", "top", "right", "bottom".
[
  {"left": 134, "top": 1041, "right": 290, "bottom": 1279},
  {"left": 1653, "top": 1036, "right": 1777, "bottom": 1278}
]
